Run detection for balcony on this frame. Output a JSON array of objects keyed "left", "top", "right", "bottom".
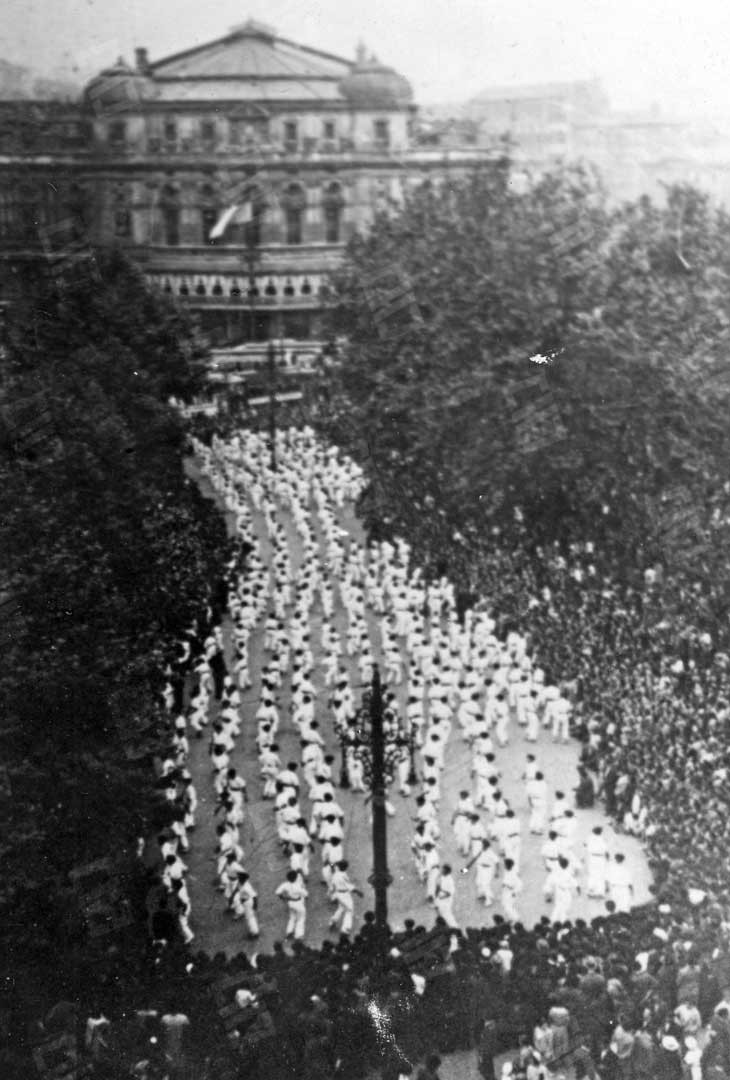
[
  {"left": 88, "top": 138, "right": 497, "bottom": 167},
  {"left": 174, "top": 291, "right": 323, "bottom": 309}
]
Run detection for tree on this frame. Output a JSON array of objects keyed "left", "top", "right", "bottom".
[
  {"left": 0, "top": 249, "right": 228, "bottom": 1003},
  {"left": 322, "top": 165, "right": 730, "bottom": 583}
]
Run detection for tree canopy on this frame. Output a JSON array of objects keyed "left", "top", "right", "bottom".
[
  {"left": 0, "top": 250, "right": 227, "bottom": 993},
  {"left": 322, "top": 164, "right": 730, "bottom": 595}
]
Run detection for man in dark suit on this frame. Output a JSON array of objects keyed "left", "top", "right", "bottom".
[
  {"left": 416, "top": 1054, "right": 442, "bottom": 1080},
  {"left": 478, "top": 1019, "right": 499, "bottom": 1080}
]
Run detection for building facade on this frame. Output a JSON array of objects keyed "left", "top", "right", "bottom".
[
  {"left": 0, "top": 19, "right": 493, "bottom": 347},
  {"left": 465, "top": 79, "right": 610, "bottom": 167},
  {"left": 463, "top": 77, "right": 730, "bottom": 209}
]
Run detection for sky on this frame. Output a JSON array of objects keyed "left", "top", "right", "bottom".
[{"left": 6, "top": 0, "right": 730, "bottom": 116}]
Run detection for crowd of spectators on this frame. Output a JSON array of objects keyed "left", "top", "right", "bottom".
[
  {"left": 39, "top": 892, "right": 730, "bottom": 1080},
  {"left": 16, "top": 425, "right": 730, "bottom": 1080},
  {"left": 111, "top": 440, "right": 730, "bottom": 1080},
  {"left": 465, "top": 528, "right": 730, "bottom": 912}
]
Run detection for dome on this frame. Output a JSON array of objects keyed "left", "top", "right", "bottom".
[
  {"left": 228, "top": 18, "right": 277, "bottom": 40},
  {"left": 339, "top": 48, "right": 413, "bottom": 109},
  {"left": 84, "top": 58, "right": 153, "bottom": 113}
]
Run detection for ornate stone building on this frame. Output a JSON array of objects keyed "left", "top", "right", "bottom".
[{"left": 0, "top": 19, "right": 493, "bottom": 347}]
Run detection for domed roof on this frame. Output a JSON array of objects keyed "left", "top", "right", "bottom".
[
  {"left": 339, "top": 46, "right": 413, "bottom": 109},
  {"left": 84, "top": 58, "right": 153, "bottom": 112}
]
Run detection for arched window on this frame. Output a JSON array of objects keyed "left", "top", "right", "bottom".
[
  {"left": 241, "top": 184, "right": 265, "bottom": 247},
  {"left": 199, "top": 182, "right": 218, "bottom": 244},
  {"left": 113, "top": 190, "right": 131, "bottom": 238},
  {"left": 283, "top": 183, "right": 305, "bottom": 245},
  {"left": 160, "top": 184, "right": 180, "bottom": 246},
  {"left": 108, "top": 120, "right": 126, "bottom": 149},
  {"left": 323, "top": 181, "right": 344, "bottom": 244},
  {"left": 65, "top": 184, "right": 88, "bottom": 231},
  {"left": 18, "top": 183, "right": 39, "bottom": 245},
  {"left": 373, "top": 118, "right": 390, "bottom": 150},
  {"left": 0, "top": 189, "right": 14, "bottom": 240}
]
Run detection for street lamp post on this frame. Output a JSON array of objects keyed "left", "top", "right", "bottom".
[
  {"left": 267, "top": 339, "right": 277, "bottom": 472},
  {"left": 336, "top": 719, "right": 352, "bottom": 790},
  {"left": 406, "top": 716, "right": 418, "bottom": 787},
  {"left": 343, "top": 664, "right": 422, "bottom": 953},
  {"left": 244, "top": 237, "right": 257, "bottom": 348}
]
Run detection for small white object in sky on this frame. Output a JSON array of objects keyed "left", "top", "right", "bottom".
[{"left": 529, "top": 347, "right": 564, "bottom": 365}]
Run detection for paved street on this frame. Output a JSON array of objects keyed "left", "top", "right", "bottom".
[{"left": 184, "top": 452, "right": 652, "bottom": 958}]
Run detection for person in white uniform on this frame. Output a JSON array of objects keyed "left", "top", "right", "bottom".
[
  {"left": 472, "top": 839, "right": 500, "bottom": 907},
  {"left": 434, "top": 864, "right": 459, "bottom": 929},
  {"left": 608, "top": 852, "right": 634, "bottom": 913},
  {"left": 276, "top": 870, "right": 308, "bottom": 940},
  {"left": 231, "top": 872, "right": 259, "bottom": 938},
  {"left": 585, "top": 826, "right": 609, "bottom": 898},
  {"left": 526, "top": 771, "right": 549, "bottom": 834},
  {"left": 501, "top": 858, "right": 522, "bottom": 921},
  {"left": 328, "top": 860, "right": 363, "bottom": 936},
  {"left": 545, "top": 855, "right": 579, "bottom": 923},
  {"left": 452, "top": 792, "right": 476, "bottom": 856},
  {"left": 551, "top": 694, "right": 572, "bottom": 743}
]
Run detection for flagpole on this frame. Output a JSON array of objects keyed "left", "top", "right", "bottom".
[
  {"left": 267, "top": 338, "right": 277, "bottom": 472},
  {"left": 211, "top": 195, "right": 275, "bottom": 462},
  {"left": 241, "top": 196, "right": 275, "bottom": 471}
]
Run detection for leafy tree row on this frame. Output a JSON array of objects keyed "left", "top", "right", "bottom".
[
  {"left": 0, "top": 251, "right": 228, "bottom": 1008},
  {"left": 319, "top": 163, "right": 730, "bottom": 620}
]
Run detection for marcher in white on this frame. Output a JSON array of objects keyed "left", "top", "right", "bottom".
[
  {"left": 259, "top": 744, "right": 281, "bottom": 799},
  {"left": 328, "top": 860, "right": 363, "bottom": 936},
  {"left": 346, "top": 747, "right": 366, "bottom": 792},
  {"left": 555, "top": 808, "right": 578, "bottom": 858},
  {"left": 545, "top": 855, "right": 579, "bottom": 923},
  {"left": 452, "top": 792, "right": 476, "bottom": 856},
  {"left": 551, "top": 693, "right": 572, "bottom": 743},
  {"left": 494, "top": 692, "right": 510, "bottom": 747},
  {"left": 524, "top": 690, "right": 540, "bottom": 742},
  {"left": 221, "top": 851, "right": 246, "bottom": 902},
  {"left": 501, "top": 858, "right": 522, "bottom": 921},
  {"left": 231, "top": 872, "right": 259, "bottom": 938},
  {"left": 473, "top": 752, "right": 498, "bottom": 808},
  {"left": 469, "top": 839, "right": 500, "bottom": 907},
  {"left": 541, "top": 831, "right": 561, "bottom": 877},
  {"left": 434, "top": 864, "right": 459, "bottom": 928},
  {"left": 275, "top": 870, "right": 309, "bottom": 940},
  {"left": 608, "top": 852, "right": 634, "bottom": 913},
  {"left": 526, "top": 770, "right": 548, "bottom": 835},
  {"left": 585, "top": 826, "right": 609, "bottom": 898},
  {"left": 422, "top": 842, "right": 441, "bottom": 901}
]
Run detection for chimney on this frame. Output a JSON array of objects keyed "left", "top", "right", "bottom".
[{"left": 135, "top": 47, "right": 150, "bottom": 74}]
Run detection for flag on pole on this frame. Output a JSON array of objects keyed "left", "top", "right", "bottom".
[{"left": 209, "top": 202, "right": 253, "bottom": 240}]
